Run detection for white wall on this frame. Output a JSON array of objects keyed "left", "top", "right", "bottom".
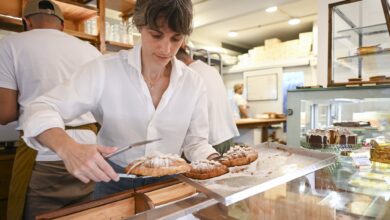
[
  {"left": 317, "top": 0, "right": 344, "bottom": 87},
  {"left": 223, "top": 65, "right": 314, "bottom": 117}
]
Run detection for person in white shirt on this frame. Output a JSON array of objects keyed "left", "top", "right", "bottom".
[
  {"left": 21, "top": 0, "right": 219, "bottom": 199},
  {"left": 0, "top": 0, "right": 102, "bottom": 219},
  {"left": 176, "top": 47, "right": 239, "bottom": 154},
  {"left": 233, "top": 83, "right": 250, "bottom": 118}
]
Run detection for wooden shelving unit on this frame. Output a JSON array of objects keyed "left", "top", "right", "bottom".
[
  {"left": 65, "top": 29, "right": 98, "bottom": 42},
  {"left": 0, "top": 0, "right": 136, "bottom": 53}
]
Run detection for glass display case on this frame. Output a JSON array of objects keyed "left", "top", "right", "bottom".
[
  {"left": 130, "top": 160, "right": 390, "bottom": 219},
  {"left": 287, "top": 86, "right": 390, "bottom": 149},
  {"left": 329, "top": 0, "right": 390, "bottom": 86}
]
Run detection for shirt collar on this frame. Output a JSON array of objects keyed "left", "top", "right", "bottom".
[
  {"left": 126, "top": 45, "right": 185, "bottom": 86},
  {"left": 127, "top": 45, "right": 142, "bottom": 74}
]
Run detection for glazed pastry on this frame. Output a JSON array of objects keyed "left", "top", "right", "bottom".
[
  {"left": 219, "top": 145, "right": 258, "bottom": 167},
  {"left": 125, "top": 153, "right": 191, "bottom": 177},
  {"left": 185, "top": 160, "right": 228, "bottom": 180}
]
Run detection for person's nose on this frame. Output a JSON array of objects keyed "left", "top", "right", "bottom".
[{"left": 158, "top": 38, "right": 171, "bottom": 55}]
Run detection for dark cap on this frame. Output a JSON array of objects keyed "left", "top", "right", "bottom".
[{"left": 23, "top": 0, "right": 64, "bottom": 22}]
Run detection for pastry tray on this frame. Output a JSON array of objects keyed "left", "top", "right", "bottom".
[{"left": 176, "top": 142, "right": 337, "bottom": 205}]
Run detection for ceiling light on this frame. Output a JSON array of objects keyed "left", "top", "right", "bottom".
[
  {"left": 227, "top": 31, "right": 238, "bottom": 37},
  {"left": 265, "top": 6, "right": 278, "bottom": 13},
  {"left": 288, "top": 18, "right": 301, "bottom": 25}
]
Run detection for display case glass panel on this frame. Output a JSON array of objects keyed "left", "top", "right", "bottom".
[
  {"left": 329, "top": 0, "right": 390, "bottom": 86},
  {"left": 300, "top": 97, "right": 390, "bottom": 148}
]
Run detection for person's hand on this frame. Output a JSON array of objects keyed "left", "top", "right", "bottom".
[
  {"left": 57, "top": 143, "right": 120, "bottom": 183},
  {"left": 207, "top": 153, "right": 221, "bottom": 161}
]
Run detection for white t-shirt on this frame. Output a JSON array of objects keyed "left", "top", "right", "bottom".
[
  {"left": 21, "top": 45, "right": 218, "bottom": 167},
  {"left": 233, "top": 93, "right": 248, "bottom": 119},
  {"left": 0, "top": 29, "right": 102, "bottom": 161},
  {"left": 188, "top": 60, "right": 239, "bottom": 145}
]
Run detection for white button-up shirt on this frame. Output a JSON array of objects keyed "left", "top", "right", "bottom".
[{"left": 21, "top": 45, "right": 217, "bottom": 167}]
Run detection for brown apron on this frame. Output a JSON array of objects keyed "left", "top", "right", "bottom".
[{"left": 7, "top": 123, "right": 98, "bottom": 220}]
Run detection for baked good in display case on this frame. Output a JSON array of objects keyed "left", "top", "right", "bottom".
[
  {"left": 125, "top": 153, "right": 191, "bottom": 177},
  {"left": 219, "top": 145, "right": 258, "bottom": 167},
  {"left": 184, "top": 160, "right": 229, "bottom": 180},
  {"left": 306, "top": 128, "right": 357, "bottom": 148},
  {"left": 370, "top": 140, "right": 390, "bottom": 164},
  {"left": 356, "top": 44, "right": 381, "bottom": 55}
]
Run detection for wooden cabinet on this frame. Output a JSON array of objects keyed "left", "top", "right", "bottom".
[
  {"left": 35, "top": 179, "right": 196, "bottom": 220},
  {"left": 0, "top": 0, "right": 136, "bottom": 53}
]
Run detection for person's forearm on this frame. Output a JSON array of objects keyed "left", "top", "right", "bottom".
[
  {"left": 36, "top": 127, "right": 78, "bottom": 157},
  {"left": 36, "top": 127, "right": 119, "bottom": 183},
  {"left": 239, "top": 106, "right": 249, "bottom": 118},
  {"left": 0, "top": 87, "right": 19, "bottom": 125}
]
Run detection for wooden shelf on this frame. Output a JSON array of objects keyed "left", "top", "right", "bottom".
[
  {"left": 64, "top": 29, "right": 98, "bottom": 42},
  {"left": 106, "top": 40, "right": 133, "bottom": 49},
  {"left": 106, "top": 0, "right": 136, "bottom": 18},
  {"left": 54, "top": 0, "right": 98, "bottom": 22},
  {"left": 0, "top": 14, "right": 22, "bottom": 32},
  {"left": 106, "top": 0, "right": 135, "bottom": 12},
  {"left": 0, "top": 1, "right": 21, "bottom": 18}
]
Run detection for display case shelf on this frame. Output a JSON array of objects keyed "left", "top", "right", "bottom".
[
  {"left": 328, "top": 0, "right": 390, "bottom": 87},
  {"left": 338, "top": 23, "right": 388, "bottom": 36},
  {"left": 337, "top": 48, "right": 390, "bottom": 60}
]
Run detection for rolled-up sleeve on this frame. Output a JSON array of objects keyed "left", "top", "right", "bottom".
[
  {"left": 0, "top": 39, "right": 17, "bottom": 90},
  {"left": 20, "top": 59, "right": 105, "bottom": 151}
]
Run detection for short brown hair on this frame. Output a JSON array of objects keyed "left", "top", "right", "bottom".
[
  {"left": 234, "top": 83, "right": 243, "bottom": 93},
  {"left": 133, "top": 0, "right": 193, "bottom": 35}
]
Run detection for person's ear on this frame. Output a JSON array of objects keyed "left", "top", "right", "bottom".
[
  {"left": 22, "top": 17, "right": 32, "bottom": 31},
  {"left": 180, "top": 40, "right": 186, "bottom": 49},
  {"left": 137, "top": 25, "right": 143, "bottom": 33}
]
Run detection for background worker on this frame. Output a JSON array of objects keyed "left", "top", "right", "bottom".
[
  {"left": 0, "top": 0, "right": 102, "bottom": 219},
  {"left": 233, "top": 83, "right": 250, "bottom": 119},
  {"left": 176, "top": 47, "right": 239, "bottom": 154}
]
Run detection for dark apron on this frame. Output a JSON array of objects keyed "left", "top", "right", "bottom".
[
  {"left": 212, "top": 138, "right": 234, "bottom": 155},
  {"left": 7, "top": 123, "right": 98, "bottom": 220}
]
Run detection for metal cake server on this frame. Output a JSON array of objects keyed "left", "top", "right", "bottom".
[{"left": 104, "top": 138, "right": 162, "bottom": 158}]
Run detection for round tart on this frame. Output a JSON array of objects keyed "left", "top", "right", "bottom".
[
  {"left": 125, "top": 153, "right": 191, "bottom": 177},
  {"left": 184, "top": 160, "right": 228, "bottom": 180},
  {"left": 219, "top": 145, "right": 258, "bottom": 167}
]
